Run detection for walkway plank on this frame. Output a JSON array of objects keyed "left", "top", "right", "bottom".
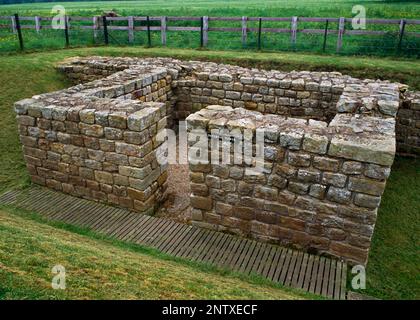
[{"left": 0, "top": 187, "right": 348, "bottom": 299}]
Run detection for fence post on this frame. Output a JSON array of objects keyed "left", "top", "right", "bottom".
[
  {"left": 11, "top": 15, "right": 17, "bottom": 34},
  {"left": 161, "top": 16, "right": 167, "bottom": 46},
  {"left": 93, "top": 16, "right": 99, "bottom": 41},
  {"left": 257, "top": 18, "right": 262, "bottom": 50},
  {"left": 146, "top": 16, "right": 151, "bottom": 47},
  {"left": 241, "top": 16, "right": 247, "bottom": 47},
  {"left": 128, "top": 16, "right": 134, "bottom": 43},
  {"left": 202, "top": 16, "right": 208, "bottom": 47},
  {"left": 35, "top": 16, "right": 41, "bottom": 33},
  {"left": 337, "top": 17, "right": 345, "bottom": 53},
  {"left": 322, "top": 19, "right": 329, "bottom": 52},
  {"left": 398, "top": 19, "right": 406, "bottom": 52},
  {"left": 102, "top": 16, "right": 109, "bottom": 45},
  {"left": 14, "top": 14, "right": 23, "bottom": 51},
  {"left": 291, "top": 16, "right": 298, "bottom": 46},
  {"left": 64, "top": 15, "right": 70, "bottom": 47}
]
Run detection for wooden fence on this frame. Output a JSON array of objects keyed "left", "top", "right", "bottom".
[{"left": 0, "top": 14, "right": 419, "bottom": 52}]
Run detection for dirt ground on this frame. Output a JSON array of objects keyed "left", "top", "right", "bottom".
[{"left": 155, "top": 162, "right": 192, "bottom": 224}]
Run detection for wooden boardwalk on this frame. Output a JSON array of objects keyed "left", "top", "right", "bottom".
[{"left": 0, "top": 187, "right": 347, "bottom": 299}]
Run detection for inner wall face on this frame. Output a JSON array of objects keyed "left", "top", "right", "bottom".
[{"left": 15, "top": 56, "right": 405, "bottom": 265}]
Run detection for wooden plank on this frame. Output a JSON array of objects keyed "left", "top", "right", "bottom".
[
  {"left": 183, "top": 229, "right": 215, "bottom": 259},
  {"left": 328, "top": 259, "right": 337, "bottom": 298},
  {"left": 217, "top": 237, "right": 240, "bottom": 267},
  {"left": 10, "top": 16, "right": 16, "bottom": 34},
  {"left": 260, "top": 245, "right": 277, "bottom": 277},
  {"left": 0, "top": 190, "right": 19, "bottom": 204},
  {"left": 238, "top": 241, "right": 258, "bottom": 273},
  {"left": 107, "top": 26, "right": 129, "bottom": 31},
  {"left": 165, "top": 227, "right": 197, "bottom": 255},
  {"left": 321, "top": 258, "right": 331, "bottom": 297},
  {"left": 272, "top": 248, "right": 288, "bottom": 282},
  {"left": 142, "top": 218, "right": 174, "bottom": 244},
  {"left": 291, "top": 16, "right": 298, "bottom": 45},
  {"left": 157, "top": 223, "right": 186, "bottom": 251},
  {"left": 187, "top": 229, "right": 212, "bottom": 259},
  {"left": 209, "top": 17, "right": 242, "bottom": 21},
  {"left": 284, "top": 250, "right": 299, "bottom": 286},
  {"left": 171, "top": 228, "right": 202, "bottom": 257},
  {"left": 120, "top": 215, "right": 152, "bottom": 241},
  {"left": 136, "top": 217, "right": 167, "bottom": 243},
  {"left": 134, "top": 26, "right": 161, "bottom": 31},
  {"left": 337, "top": 17, "right": 345, "bottom": 53},
  {"left": 226, "top": 238, "right": 248, "bottom": 268},
  {"left": 340, "top": 262, "right": 347, "bottom": 300},
  {"left": 202, "top": 16, "right": 208, "bottom": 47},
  {"left": 244, "top": 242, "right": 265, "bottom": 275},
  {"left": 93, "top": 208, "right": 130, "bottom": 233},
  {"left": 309, "top": 255, "right": 320, "bottom": 294},
  {"left": 93, "top": 16, "right": 99, "bottom": 40},
  {"left": 333, "top": 261, "right": 342, "bottom": 300},
  {"left": 167, "top": 16, "right": 201, "bottom": 21},
  {"left": 212, "top": 234, "right": 235, "bottom": 265},
  {"left": 106, "top": 17, "right": 128, "bottom": 21},
  {"left": 161, "top": 16, "right": 167, "bottom": 45},
  {"left": 203, "top": 233, "right": 228, "bottom": 263},
  {"left": 208, "top": 27, "right": 242, "bottom": 32},
  {"left": 174, "top": 229, "right": 209, "bottom": 260},
  {"left": 81, "top": 206, "right": 116, "bottom": 228},
  {"left": 315, "top": 257, "right": 326, "bottom": 295},
  {"left": 266, "top": 248, "right": 283, "bottom": 281},
  {"left": 130, "top": 216, "right": 161, "bottom": 242},
  {"left": 101, "top": 211, "right": 133, "bottom": 235},
  {"left": 35, "top": 16, "right": 41, "bottom": 33},
  {"left": 109, "top": 213, "right": 143, "bottom": 238},
  {"left": 346, "top": 30, "right": 387, "bottom": 35},
  {"left": 148, "top": 220, "right": 179, "bottom": 247},
  {"left": 69, "top": 202, "right": 105, "bottom": 225},
  {"left": 241, "top": 16, "right": 247, "bottom": 46},
  {"left": 278, "top": 249, "right": 293, "bottom": 284},
  {"left": 148, "top": 219, "right": 177, "bottom": 247},
  {"left": 193, "top": 231, "right": 223, "bottom": 261},
  {"left": 292, "top": 252, "right": 305, "bottom": 288},
  {"left": 303, "top": 254, "right": 314, "bottom": 291},
  {"left": 167, "top": 26, "right": 200, "bottom": 32},
  {"left": 254, "top": 244, "right": 273, "bottom": 275},
  {"left": 128, "top": 16, "right": 134, "bottom": 43}
]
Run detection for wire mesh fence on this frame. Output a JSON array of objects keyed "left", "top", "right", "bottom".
[{"left": 0, "top": 14, "right": 418, "bottom": 57}]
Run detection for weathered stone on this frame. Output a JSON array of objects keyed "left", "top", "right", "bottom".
[
  {"left": 348, "top": 177, "right": 385, "bottom": 196},
  {"left": 326, "top": 187, "right": 351, "bottom": 204}
]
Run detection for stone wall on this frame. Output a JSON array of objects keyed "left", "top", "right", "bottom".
[
  {"left": 397, "top": 91, "right": 420, "bottom": 156},
  {"left": 15, "top": 66, "right": 173, "bottom": 214},
  {"left": 14, "top": 56, "right": 414, "bottom": 265},
  {"left": 58, "top": 56, "right": 419, "bottom": 157},
  {"left": 186, "top": 106, "right": 395, "bottom": 265}
]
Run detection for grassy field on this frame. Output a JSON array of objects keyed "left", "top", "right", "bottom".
[
  {"left": 0, "top": 47, "right": 418, "bottom": 299},
  {"left": 0, "top": 0, "right": 419, "bottom": 56},
  {"left": 0, "top": 207, "right": 310, "bottom": 299}
]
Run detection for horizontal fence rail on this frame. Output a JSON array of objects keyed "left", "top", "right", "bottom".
[{"left": 0, "top": 14, "right": 419, "bottom": 54}]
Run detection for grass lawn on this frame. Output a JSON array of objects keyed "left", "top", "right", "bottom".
[
  {"left": 0, "top": 46, "right": 418, "bottom": 299},
  {"left": 0, "top": 207, "right": 309, "bottom": 299},
  {"left": 1, "top": 0, "right": 419, "bottom": 19}
]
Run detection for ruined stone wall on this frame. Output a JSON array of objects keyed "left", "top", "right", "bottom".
[
  {"left": 58, "top": 56, "right": 418, "bottom": 157},
  {"left": 15, "top": 66, "right": 172, "bottom": 214},
  {"left": 397, "top": 91, "right": 420, "bottom": 156},
  {"left": 186, "top": 106, "right": 396, "bottom": 265},
  {"left": 14, "top": 56, "right": 410, "bottom": 265}
]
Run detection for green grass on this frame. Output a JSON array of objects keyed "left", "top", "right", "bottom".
[
  {"left": 1, "top": 0, "right": 419, "bottom": 19},
  {"left": 0, "top": 206, "right": 312, "bottom": 299},
  {"left": 0, "top": 0, "right": 419, "bottom": 56},
  {"left": 0, "top": 47, "right": 418, "bottom": 299},
  {"left": 358, "top": 157, "right": 420, "bottom": 300}
]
